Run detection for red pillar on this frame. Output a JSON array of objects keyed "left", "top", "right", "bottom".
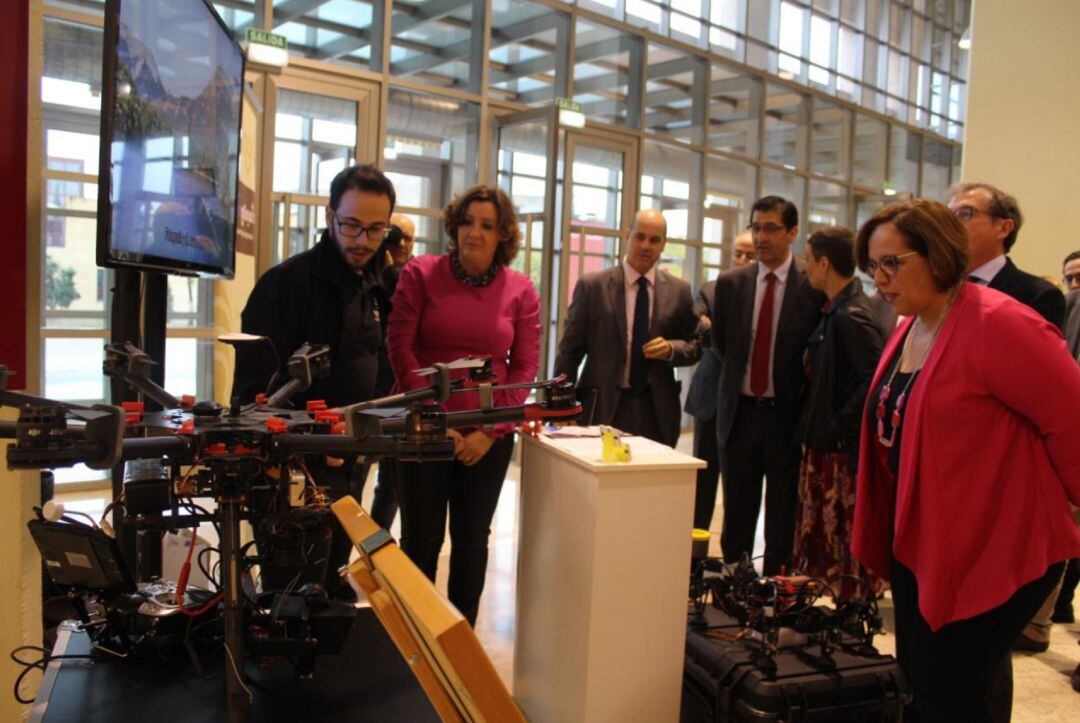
[{"left": 0, "top": 1, "right": 29, "bottom": 382}]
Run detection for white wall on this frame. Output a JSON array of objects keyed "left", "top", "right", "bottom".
[{"left": 961, "top": 0, "right": 1080, "bottom": 281}]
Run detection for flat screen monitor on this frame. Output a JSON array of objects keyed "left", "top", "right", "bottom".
[{"left": 96, "top": 0, "right": 244, "bottom": 278}]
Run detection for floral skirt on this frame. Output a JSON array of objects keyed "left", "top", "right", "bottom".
[{"left": 792, "top": 447, "right": 883, "bottom": 600}]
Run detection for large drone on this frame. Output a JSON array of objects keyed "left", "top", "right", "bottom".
[{"left": 0, "top": 339, "right": 581, "bottom": 722}]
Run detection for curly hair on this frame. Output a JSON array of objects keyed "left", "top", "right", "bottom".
[{"left": 443, "top": 185, "right": 521, "bottom": 267}]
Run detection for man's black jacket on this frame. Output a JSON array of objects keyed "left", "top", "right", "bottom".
[
  {"left": 987, "top": 257, "right": 1066, "bottom": 332},
  {"left": 796, "top": 280, "right": 886, "bottom": 470},
  {"left": 232, "top": 232, "right": 392, "bottom": 408}
]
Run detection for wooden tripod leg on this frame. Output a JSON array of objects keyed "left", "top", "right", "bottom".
[{"left": 344, "top": 560, "right": 465, "bottom": 723}]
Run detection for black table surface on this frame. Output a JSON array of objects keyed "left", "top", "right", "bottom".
[{"left": 33, "top": 608, "right": 440, "bottom": 722}]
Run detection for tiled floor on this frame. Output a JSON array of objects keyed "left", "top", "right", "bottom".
[{"left": 355, "top": 434, "right": 1080, "bottom": 722}]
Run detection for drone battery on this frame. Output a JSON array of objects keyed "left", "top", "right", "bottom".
[{"left": 123, "top": 459, "right": 172, "bottom": 515}]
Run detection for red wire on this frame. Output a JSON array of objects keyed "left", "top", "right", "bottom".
[{"left": 174, "top": 517, "right": 223, "bottom": 617}]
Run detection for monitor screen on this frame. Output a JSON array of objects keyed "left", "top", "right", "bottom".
[{"left": 97, "top": 0, "right": 244, "bottom": 278}]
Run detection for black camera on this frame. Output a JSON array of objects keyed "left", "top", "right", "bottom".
[{"left": 383, "top": 224, "right": 404, "bottom": 247}]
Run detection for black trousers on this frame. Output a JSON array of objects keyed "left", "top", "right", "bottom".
[
  {"left": 891, "top": 558, "right": 1065, "bottom": 722},
  {"left": 691, "top": 414, "right": 721, "bottom": 531},
  {"left": 718, "top": 396, "right": 801, "bottom": 575},
  {"left": 611, "top": 387, "right": 667, "bottom": 445},
  {"left": 1054, "top": 557, "right": 1078, "bottom": 616},
  {"left": 362, "top": 459, "right": 399, "bottom": 530},
  {"left": 393, "top": 435, "right": 515, "bottom": 627}
]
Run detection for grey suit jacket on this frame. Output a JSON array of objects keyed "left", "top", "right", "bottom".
[
  {"left": 710, "top": 258, "right": 826, "bottom": 448},
  {"left": 1066, "top": 290, "right": 1080, "bottom": 361},
  {"left": 554, "top": 265, "right": 701, "bottom": 446}
]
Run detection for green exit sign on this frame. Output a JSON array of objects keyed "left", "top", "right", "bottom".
[
  {"left": 556, "top": 97, "right": 582, "bottom": 113},
  {"left": 246, "top": 28, "right": 287, "bottom": 50}
]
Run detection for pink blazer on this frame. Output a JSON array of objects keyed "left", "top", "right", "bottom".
[{"left": 852, "top": 282, "right": 1080, "bottom": 631}]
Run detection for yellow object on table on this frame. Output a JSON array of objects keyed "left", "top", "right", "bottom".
[{"left": 600, "top": 425, "right": 631, "bottom": 462}]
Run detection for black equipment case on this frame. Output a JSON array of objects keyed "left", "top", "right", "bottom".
[{"left": 682, "top": 607, "right": 910, "bottom": 722}]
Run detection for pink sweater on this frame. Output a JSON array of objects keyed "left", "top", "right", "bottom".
[
  {"left": 387, "top": 254, "right": 541, "bottom": 436},
  {"left": 853, "top": 283, "right": 1080, "bottom": 631}
]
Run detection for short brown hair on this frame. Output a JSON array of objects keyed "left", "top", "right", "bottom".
[
  {"left": 948, "top": 181, "right": 1023, "bottom": 251},
  {"left": 855, "top": 199, "right": 968, "bottom": 292},
  {"left": 444, "top": 185, "right": 521, "bottom": 267}
]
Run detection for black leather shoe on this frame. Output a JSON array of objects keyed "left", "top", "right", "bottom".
[
  {"left": 1071, "top": 662, "right": 1080, "bottom": 693},
  {"left": 1011, "top": 633, "right": 1050, "bottom": 653},
  {"left": 1051, "top": 606, "right": 1074, "bottom": 624}
]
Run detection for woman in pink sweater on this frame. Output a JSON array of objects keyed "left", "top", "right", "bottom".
[{"left": 386, "top": 185, "right": 540, "bottom": 626}]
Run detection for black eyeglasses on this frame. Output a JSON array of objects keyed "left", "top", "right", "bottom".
[
  {"left": 747, "top": 222, "right": 788, "bottom": 235},
  {"left": 865, "top": 251, "right": 918, "bottom": 278},
  {"left": 333, "top": 215, "right": 388, "bottom": 241}
]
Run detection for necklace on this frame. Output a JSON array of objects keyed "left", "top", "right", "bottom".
[
  {"left": 875, "top": 292, "right": 958, "bottom": 447},
  {"left": 449, "top": 251, "right": 498, "bottom": 287}
]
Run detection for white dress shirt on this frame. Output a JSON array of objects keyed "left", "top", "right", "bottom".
[
  {"left": 740, "top": 253, "right": 794, "bottom": 398},
  {"left": 968, "top": 254, "right": 1007, "bottom": 286},
  {"left": 622, "top": 258, "right": 656, "bottom": 387}
]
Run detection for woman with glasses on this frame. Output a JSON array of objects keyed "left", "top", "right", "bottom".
[
  {"left": 851, "top": 199, "right": 1080, "bottom": 721},
  {"left": 386, "top": 185, "right": 540, "bottom": 627}
]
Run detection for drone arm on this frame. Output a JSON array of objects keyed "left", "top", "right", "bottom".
[
  {"left": 120, "top": 435, "right": 191, "bottom": 461},
  {"left": 113, "top": 370, "right": 182, "bottom": 410},
  {"left": 375, "top": 401, "right": 581, "bottom": 435},
  {"left": 272, "top": 433, "right": 399, "bottom": 458},
  {"left": 103, "top": 344, "right": 181, "bottom": 409},
  {"left": 264, "top": 377, "right": 306, "bottom": 408}
]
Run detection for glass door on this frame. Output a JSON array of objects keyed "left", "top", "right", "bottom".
[
  {"left": 493, "top": 112, "right": 639, "bottom": 378},
  {"left": 557, "top": 131, "right": 638, "bottom": 370},
  {"left": 259, "top": 71, "right": 379, "bottom": 273},
  {"left": 495, "top": 107, "right": 560, "bottom": 376}
]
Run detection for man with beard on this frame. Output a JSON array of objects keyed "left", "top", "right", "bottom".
[{"left": 232, "top": 164, "right": 396, "bottom": 599}]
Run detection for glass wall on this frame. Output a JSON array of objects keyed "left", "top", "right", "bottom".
[{"left": 31, "top": 0, "right": 971, "bottom": 461}]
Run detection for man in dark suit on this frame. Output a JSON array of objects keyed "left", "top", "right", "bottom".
[
  {"left": 948, "top": 182, "right": 1066, "bottom": 330},
  {"left": 1063, "top": 251, "right": 1080, "bottom": 294},
  {"left": 555, "top": 209, "right": 700, "bottom": 447},
  {"left": 711, "top": 196, "right": 825, "bottom": 575},
  {"left": 686, "top": 231, "right": 755, "bottom": 530},
  {"left": 1053, "top": 289, "right": 1080, "bottom": 631},
  {"left": 1067, "top": 289, "right": 1080, "bottom": 360}
]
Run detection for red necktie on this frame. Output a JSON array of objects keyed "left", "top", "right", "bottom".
[{"left": 750, "top": 272, "right": 777, "bottom": 397}]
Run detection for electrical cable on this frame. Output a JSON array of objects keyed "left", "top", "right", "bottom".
[
  {"left": 60, "top": 511, "right": 99, "bottom": 529},
  {"left": 223, "top": 644, "right": 254, "bottom": 705},
  {"left": 10, "top": 646, "right": 96, "bottom": 705}
]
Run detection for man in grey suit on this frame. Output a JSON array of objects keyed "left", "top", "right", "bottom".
[
  {"left": 687, "top": 231, "right": 755, "bottom": 530},
  {"left": 555, "top": 209, "right": 700, "bottom": 446},
  {"left": 711, "top": 196, "right": 825, "bottom": 575}
]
